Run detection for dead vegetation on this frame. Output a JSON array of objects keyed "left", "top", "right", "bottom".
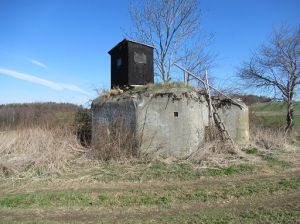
[
  {"left": 0, "top": 128, "right": 88, "bottom": 176},
  {"left": 249, "top": 111, "right": 298, "bottom": 151},
  {"left": 0, "top": 102, "right": 299, "bottom": 223},
  {"left": 0, "top": 101, "right": 299, "bottom": 179},
  {"left": 251, "top": 126, "right": 287, "bottom": 150},
  {"left": 97, "top": 82, "right": 197, "bottom": 100},
  {"left": 187, "top": 140, "right": 240, "bottom": 166},
  {"left": 0, "top": 102, "right": 81, "bottom": 130},
  {"left": 0, "top": 103, "right": 93, "bottom": 177},
  {"left": 92, "top": 120, "right": 139, "bottom": 161}
]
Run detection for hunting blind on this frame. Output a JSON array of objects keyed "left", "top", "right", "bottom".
[{"left": 108, "top": 39, "right": 154, "bottom": 88}]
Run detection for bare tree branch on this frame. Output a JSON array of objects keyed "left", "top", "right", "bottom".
[
  {"left": 128, "top": 0, "right": 213, "bottom": 82},
  {"left": 238, "top": 25, "right": 300, "bottom": 132}
]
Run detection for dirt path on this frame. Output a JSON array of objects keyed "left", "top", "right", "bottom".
[
  {"left": 1, "top": 167, "right": 300, "bottom": 195},
  {"left": 0, "top": 168, "right": 300, "bottom": 223},
  {"left": 0, "top": 191, "right": 299, "bottom": 223}
]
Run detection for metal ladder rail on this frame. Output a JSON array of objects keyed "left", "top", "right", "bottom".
[
  {"left": 211, "top": 104, "right": 235, "bottom": 146},
  {"left": 173, "top": 63, "right": 236, "bottom": 148},
  {"left": 203, "top": 70, "right": 214, "bottom": 138},
  {"left": 203, "top": 69, "right": 234, "bottom": 146}
]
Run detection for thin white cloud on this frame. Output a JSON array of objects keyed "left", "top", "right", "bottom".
[
  {"left": 0, "top": 67, "right": 90, "bottom": 95},
  {"left": 27, "top": 58, "right": 47, "bottom": 69}
]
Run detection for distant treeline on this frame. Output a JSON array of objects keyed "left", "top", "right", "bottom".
[
  {"left": 0, "top": 102, "right": 92, "bottom": 145},
  {"left": 233, "top": 94, "right": 272, "bottom": 105},
  {"left": 0, "top": 102, "right": 83, "bottom": 129},
  {"left": 0, "top": 95, "right": 273, "bottom": 144}
]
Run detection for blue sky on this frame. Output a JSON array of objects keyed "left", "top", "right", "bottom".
[{"left": 0, "top": 0, "right": 299, "bottom": 106}]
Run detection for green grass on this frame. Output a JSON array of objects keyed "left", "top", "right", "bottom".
[
  {"left": 147, "top": 162, "right": 257, "bottom": 179},
  {"left": 251, "top": 102, "right": 300, "bottom": 113},
  {"left": 258, "top": 114, "right": 285, "bottom": 126},
  {"left": 251, "top": 102, "right": 300, "bottom": 131},
  {"left": 0, "top": 192, "right": 92, "bottom": 208},
  {"left": 127, "top": 202, "right": 300, "bottom": 224},
  {"left": 243, "top": 147, "right": 259, "bottom": 154},
  {"left": 241, "top": 147, "right": 294, "bottom": 169},
  {"left": 88, "top": 162, "right": 202, "bottom": 182},
  {"left": 0, "top": 176, "right": 299, "bottom": 208},
  {"left": 176, "top": 177, "right": 300, "bottom": 202},
  {"left": 130, "top": 82, "right": 196, "bottom": 92},
  {"left": 254, "top": 114, "right": 300, "bottom": 130},
  {"left": 200, "top": 164, "right": 256, "bottom": 176},
  {"left": 0, "top": 222, "right": 52, "bottom": 224},
  {"left": 239, "top": 206, "right": 300, "bottom": 224},
  {"left": 86, "top": 161, "right": 257, "bottom": 183},
  {"left": 261, "top": 154, "right": 294, "bottom": 169},
  {"left": 295, "top": 115, "right": 300, "bottom": 130},
  {"left": 144, "top": 162, "right": 200, "bottom": 180}
]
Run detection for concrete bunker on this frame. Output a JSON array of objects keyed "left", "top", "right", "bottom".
[
  {"left": 92, "top": 88, "right": 249, "bottom": 158},
  {"left": 92, "top": 39, "right": 250, "bottom": 158}
]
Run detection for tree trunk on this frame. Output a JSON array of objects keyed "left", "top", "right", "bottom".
[{"left": 286, "top": 100, "right": 294, "bottom": 132}]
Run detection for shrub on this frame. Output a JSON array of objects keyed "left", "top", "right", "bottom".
[
  {"left": 0, "top": 102, "right": 80, "bottom": 130},
  {"left": 74, "top": 109, "right": 92, "bottom": 146},
  {"left": 92, "top": 119, "right": 139, "bottom": 160}
]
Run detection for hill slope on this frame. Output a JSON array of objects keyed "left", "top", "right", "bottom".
[
  {"left": 0, "top": 102, "right": 82, "bottom": 129},
  {"left": 251, "top": 102, "right": 300, "bottom": 131}
]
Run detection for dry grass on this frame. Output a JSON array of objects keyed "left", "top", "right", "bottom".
[
  {"left": 99, "top": 88, "right": 124, "bottom": 99},
  {"left": 187, "top": 140, "right": 243, "bottom": 167},
  {"left": 186, "top": 118, "right": 298, "bottom": 167},
  {"left": 250, "top": 126, "right": 293, "bottom": 151},
  {"left": 92, "top": 120, "right": 139, "bottom": 161},
  {"left": 0, "top": 122, "right": 294, "bottom": 178},
  {"left": 0, "top": 128, "right": 89, "bottom": 176},
  {"left": 0, "top": 102, "right": 94, "bottom": 177},
  {"left": 0, "top": 102, "right": 80, "bottom": 130},
  {"left": 248, "top": 109, "right": 298, "bottom": 150},
  {"left": 96, "top": 82, "right": 197, "bottom": 101},
  {"left": 0, "top": 101, "right": 298, "bottom": 178}
]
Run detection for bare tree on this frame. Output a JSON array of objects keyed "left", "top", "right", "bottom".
[
  {"left": 238, "top": 25, "right": 300, "bottom": 132},
  {"left": 129, "top": 0, "right": 212, "bottom": 82}
]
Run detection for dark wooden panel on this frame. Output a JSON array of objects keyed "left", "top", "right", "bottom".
[
  {"left": 109, "top": 41, "right": 128, "bottom": 88},
  {"left": 108, "top": 39, "right": 154, "bottom": 88}
]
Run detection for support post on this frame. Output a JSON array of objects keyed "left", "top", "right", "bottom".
[{"left": 204, "top": 70, "right": 214, "bottom": 139}]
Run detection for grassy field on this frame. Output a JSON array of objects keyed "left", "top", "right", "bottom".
[
  {"left": 0, "top": 102, "right": 300, "bottom": 223},
  {"left": 251, "top": 102, "right": 300, "bottom": 131},
  {"left": 0, "top": 150, "right": 300, "bottom": 223}
]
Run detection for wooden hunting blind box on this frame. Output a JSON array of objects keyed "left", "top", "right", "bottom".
[{"left": 108, "top": 39, "right": 154, "bottom": 88}]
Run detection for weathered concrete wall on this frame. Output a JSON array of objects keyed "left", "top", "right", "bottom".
[
  {"left": 216, "top": 100, "right": 250, "bottom": 145},
  {"left": 92, "top": 88, "right": 250, "bottom": 158},
  {"left": 92, "top": 100, "right": 136, "bottom": 128},
  {"left": 135, "top": 90, "right": 208, "bottom": 157},
  {"left": 92, "top": 99, "right": 137, "bottom": 144}
]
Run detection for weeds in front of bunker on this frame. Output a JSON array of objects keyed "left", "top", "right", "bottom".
[
  {"left": 0, "top": 100, "right": 299, "bottom": 180},
  {"left": 0, "top": 127, "right": 92, "bottom": 177},
  {"left": 249, "top": 110, "right": 299, "bottom": 150},
  {"left": 92, "top": 118, "right": 139, "bottom": 161},
  {"left": 0, "top": 103, "right": 94, "bottom": 177}
]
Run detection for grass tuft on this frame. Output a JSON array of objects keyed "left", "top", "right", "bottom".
[
  {"left": 145, "top": 162, "right": 200, "bottom": 180},
  {"left": 261, "top": 154, "right": 294, "bottom": 168},
  {"left": 243, "top": 147, "right": 258, "bottom": 155},
  {"left": 130, "top": 82, "right": 197, "bottom": 92},
  {"left": 201, "top": 164, "right": 256, "bottom": 176}
]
